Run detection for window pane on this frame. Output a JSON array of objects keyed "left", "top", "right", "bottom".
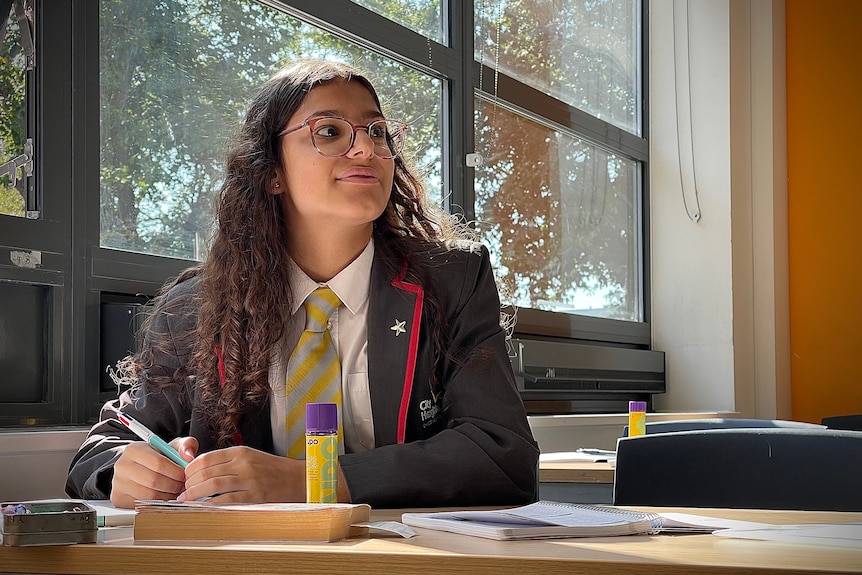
[
  {"left": 475, "top": 0, "right": 640, "bottom": 135},
  {"left": 99, "top": 0, "right": 441, "bottom": 260},
  {"left": 0, "top": 10, "right": 27, "bottom": 218},
  {"left": 0, "top": 282, "right": 46, "bottom": 402},
  {"left": 475, "top": 100, "right": 640, "bottom": 321},
  {"left": 349, "top": 0, "right": 444, "bottom": 44}
]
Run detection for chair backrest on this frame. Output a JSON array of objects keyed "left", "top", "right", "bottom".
[
  {"left": 620, "top": 417, "right": 823, "bottom": 437},
  {"left": 821, "top": 414, "right": 862, "bottom": 432},
  {"left": 612, "top": 428, "right": 862, "bottom": 511}
]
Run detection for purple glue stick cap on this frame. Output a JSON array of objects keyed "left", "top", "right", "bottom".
[
  {"left": 306, "top": 402, "right": 338, "bottom": 433},
  {"left": 629, "top": 401, "right": 647, "bottom": 412}
]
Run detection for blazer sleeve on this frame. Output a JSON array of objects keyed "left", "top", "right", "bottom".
[
  {"left": 340, "top": 245, "right": 540, "bottom": 507},
  {"left": 65, "top": 282, "right": 196, "bottom": 499}
]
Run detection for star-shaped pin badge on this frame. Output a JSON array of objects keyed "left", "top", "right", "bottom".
[{"left": 391, "top": 319, "right": 406, "bottom": 336}]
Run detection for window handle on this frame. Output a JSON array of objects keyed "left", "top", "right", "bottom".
[{"left": 0, "top": 138, "right": 33, "bottom": 189}]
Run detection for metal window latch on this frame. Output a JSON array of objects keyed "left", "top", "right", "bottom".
[
  {"left": 0, "top": 138, "right": 33, "bottom": 189},
  {"left": 465, "top": 153, "right": 484, "bottom": 167}
]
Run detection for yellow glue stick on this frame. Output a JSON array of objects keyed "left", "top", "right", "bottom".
[
  {"left": 306, "top": 402, "right": 338, "bottom": 503},
  {"left": 628, "top": 400, "right": 647, "bottom": 437}
]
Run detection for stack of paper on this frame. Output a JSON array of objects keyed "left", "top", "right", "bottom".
[
  {"left": 83, "top": 500, "right": 136, "bottom": 527},
  {"left": 714, "top": 522, "right": 862, "bottom": 548}
]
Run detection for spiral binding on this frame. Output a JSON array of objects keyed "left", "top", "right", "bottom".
[{"left": 536, "top": 500, "right": 663, "bottom": 534}]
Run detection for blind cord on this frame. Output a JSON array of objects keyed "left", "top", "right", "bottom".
[{"left": 673, "top": 0, "right": 702, "bottom": 222}]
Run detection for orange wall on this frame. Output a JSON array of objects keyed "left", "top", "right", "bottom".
[{"left": 787, "top": 0, "right": 862, "bottom": 423}]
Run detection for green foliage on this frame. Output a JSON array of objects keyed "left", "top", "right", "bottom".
[
  {"left": 351, "top": 0, "right": 442, "bottom": 42},
  {"left": 0, "top": 12, "right": 26, "bottom": 218},
  {"left": 0, "top": 187, "right": 24, "bottom": 216},
  {"left": 98, "top": 0, "right": 441, "bottom": 260},
  {"left": 474, "top": 0, "right": 638, "bottom": 318}
]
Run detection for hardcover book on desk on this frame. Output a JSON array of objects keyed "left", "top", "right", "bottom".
[{"left": 133, "top": 501, "right": 370, "bottom": 542}]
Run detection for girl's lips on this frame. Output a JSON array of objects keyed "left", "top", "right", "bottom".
[{"left": 337, "top": 167, "right": 378, "bottom": 182}]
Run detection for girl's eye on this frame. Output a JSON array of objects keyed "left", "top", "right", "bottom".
[
  {"left": 313, "top": 123, "right": 344, "bottom": 139},
  {"left": 368, "top": 124, "right": 388, "bottom": 139}
]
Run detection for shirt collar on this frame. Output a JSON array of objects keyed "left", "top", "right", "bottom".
[{"left": 288, "top": 239, "right": 374, "bottom": 316}]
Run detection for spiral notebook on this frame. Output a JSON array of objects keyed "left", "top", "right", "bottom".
[{"left": 401, "top": 501, "right": 765, "bottom": 541}]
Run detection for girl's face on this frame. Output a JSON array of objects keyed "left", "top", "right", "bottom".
[{"left": 275, "top": 79, "right": 395, "bottom": 239}]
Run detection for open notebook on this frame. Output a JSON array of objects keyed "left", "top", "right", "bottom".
[{"left": 401, "top": 501, "right": 768, "bottom": 541}]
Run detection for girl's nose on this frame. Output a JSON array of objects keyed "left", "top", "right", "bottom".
[{"left": 347, "top": 127, "right": 376, "bottom": 158}]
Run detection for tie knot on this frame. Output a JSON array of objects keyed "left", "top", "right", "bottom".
[{"left": 303, "top": 287, "right": 341, "bottom": 332}]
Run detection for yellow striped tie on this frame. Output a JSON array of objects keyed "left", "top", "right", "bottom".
[{"left": 285, "top": 287, "right": 343, "bottom": 459}]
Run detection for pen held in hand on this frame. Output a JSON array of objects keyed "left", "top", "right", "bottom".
[{"left": 117, "top": 411, "right": 189, "bottom": 469}]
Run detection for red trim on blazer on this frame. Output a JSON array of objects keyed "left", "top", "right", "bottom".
[
  {"left": 391, "top": 264, "right": 424, "bottom": 444},
  {"left": 214, "top": 344, "right": 244, "bottom": 446},
  {"left": 215, "top": 345, "right": 226, "bottom": 385}
]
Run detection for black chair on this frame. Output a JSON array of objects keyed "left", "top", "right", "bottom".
[
  {"left": 612, "top": 427, "right": 862, "bottom": 511},
  {"left": 621, "top": 417, "right": 823, "bottom": 437},
  {"left": 821, "top": 414, "right": 862, "bottom": 432}
]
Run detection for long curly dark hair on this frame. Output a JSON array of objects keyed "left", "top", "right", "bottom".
[{"left": 129, "top": 60, "right": 468, "bottom": 447}]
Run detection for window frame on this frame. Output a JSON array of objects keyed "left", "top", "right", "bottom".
[{"left": 466, "top": 1, "right": 651, "bottom": 345}]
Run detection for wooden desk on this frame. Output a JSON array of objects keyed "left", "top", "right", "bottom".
[
  {"left": 539, "top": 461, "right": 615, "bottom": 503},
  {"left": 539, "top": 461, "right": 615, "bottom": 484},
  {"left": 0, "top": 507, "right": 860, "bottom": 575}
]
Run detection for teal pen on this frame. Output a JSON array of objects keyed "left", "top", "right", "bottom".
[{"left": 117, "top": 411, "right": 188, "bottom": 468}]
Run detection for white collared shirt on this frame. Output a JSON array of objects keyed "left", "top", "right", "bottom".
[{"left": 270, "top": 240, "right": 375, "bottom": 456}]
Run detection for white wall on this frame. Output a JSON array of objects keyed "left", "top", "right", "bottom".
[
  {"left": 650, "top": 0, "right": 736, "bottom": 412},
  {"left": 0, "top": 430, "right": 87, "bottom": 501},
  {"left": 649, "top": 0, "right": 789, "bottom": 417},
  {"left": 729, "top": 0, "right": 790, "bottom": 419}
]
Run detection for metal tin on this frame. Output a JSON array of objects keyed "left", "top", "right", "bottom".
[{"left": 1, "top": 501, "right": 97, "bottom": 546}]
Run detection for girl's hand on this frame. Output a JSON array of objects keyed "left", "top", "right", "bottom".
[
  {"left": 179, "top": 446, "right": 307, "bottom": 503},
  {"left": 110, "top": 436, "right": 197, "bottom": 509}
]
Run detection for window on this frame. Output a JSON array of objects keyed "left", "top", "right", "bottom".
[
  {"left": 99, "top": 0, "right": 443, "bottom": 260},
  {"left": 474, "top": 0, "right": 645, "bottom": 324},
  {"left": 475, "top": 101, "right": 640, "bottom": 321},
  {"left": 0, "top": 0, "right": 33, "bottom": 218},
  {"left": 475, "top": 0, "right": 640, "bottom": 134},
  {"left": 349, "top": 0, "right": 444, "bottom": 44},
  {"left": 0, "top": 0, "right": 647, "bottom": 427}
]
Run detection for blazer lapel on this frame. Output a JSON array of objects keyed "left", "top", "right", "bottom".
[
  {"left": 238, "top": 401, "right": 273, "bottom": 452},
  {"left": 368, "top": 256, "right": 424, "bottom": 446}
]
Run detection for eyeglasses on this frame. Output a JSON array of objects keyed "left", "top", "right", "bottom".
[{"left": 278, "top": 116, "right": 408, "bottom": 159}]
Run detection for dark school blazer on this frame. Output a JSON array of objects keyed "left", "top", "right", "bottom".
[{"left": 65, "top": 243, "right": 539, "bottom": 508}]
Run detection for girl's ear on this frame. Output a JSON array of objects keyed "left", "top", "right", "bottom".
[{"left": 270, "top": 169, "right": 284, "bottom": 195}]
